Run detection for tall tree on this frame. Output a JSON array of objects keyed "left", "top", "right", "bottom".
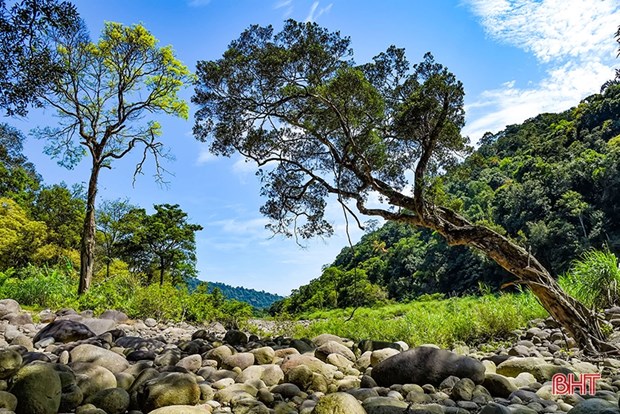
[
  {"left": 0, "top": 0, "right": 81, "bottom": 116},
  {"left": 120, "top": 204, "right": 202, "bottom": 286},
  {"left": 193, "top": 20, "right": 612, "bottom": 354},
  {"left": 96, "top": 198, "right": 136, "bottom": 279},
  {"left": 34, "top": 22, "right": 192, "bottom": 294}
]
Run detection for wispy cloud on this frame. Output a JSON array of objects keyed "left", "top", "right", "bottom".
[
  {"left": 274, "top": 0, "right": 294, "bottom": 17},
  {"left": 463, "top": 0, "right": 620, "bottom": 141},
  {"left": 196, "top": 146, "right": 216, "bottom": 165},
  {"left": 305, "top": 1, "right": 333, "bottom": 22},
  {"left": 187, "top": 0, "right": 211, "bottom": 7}
]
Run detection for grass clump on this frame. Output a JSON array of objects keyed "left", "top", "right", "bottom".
[
  {"left": 559, "top": 249, "right": 620, "bottom": 310},
  {"left": 292, "top": 291, "right": 547, "bottom": 348}
]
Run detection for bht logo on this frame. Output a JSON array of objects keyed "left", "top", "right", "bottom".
[{"left": 552, "top": 373, "right": 601, "bottom": 395}]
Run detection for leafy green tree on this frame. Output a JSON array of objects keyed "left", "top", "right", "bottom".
[
  {"left": 120, "top": 204, "right": 202, "bottom": 286},
  {"left": 33, "top": 22, "right": 193, "bottom": 294},
  {"left": 0, "top": 124, "right": 41, "bottom": 207},
  {"left": 0, "top": 0, "right": 82, "bottom": 116},
  {"left": 193, "top": 20, "right": 609, "bottom": 353},
  {"left": 32, "top": 183, "right": 84, "bottom": 251},
  {"left": 0, "top": 198, "right": 46, "bottom": 269},
  {"left": 96, "top": 198, "right": 136, "bottom": 278}
]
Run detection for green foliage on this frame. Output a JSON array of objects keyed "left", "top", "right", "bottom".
[
  {"left": 559, "top": 249, "right": 620, "bottom": 310},
  {"left": 293, "top": 292, "right": 547, "bottom": 348},
  {"left": 118, "top": 204, "right": 202, "bottom": 285},
  {"left": 187, "top": 279, "right": 283, "bottom": 309},
  {"left": 274, "top": 266, "right": 388, "bottom": 314},
  {"left": 0, "top": 0, "right": 83, "bottom": 116},
  {"left": 0, "top": 265, "right": 77, "bottom": 309},
  {"left": 0, "top": 198, "right": 47, "bottom": 269},
  {"left": 273, "top": 84, "right": 620, "bottom": 309}
]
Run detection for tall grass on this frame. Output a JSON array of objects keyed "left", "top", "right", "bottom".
[
  {"left": 291, "top": 291, "right": 547, "bottom": 348},
  {"left": 558, "top": 249, "right": 620, "bottom": 310}
]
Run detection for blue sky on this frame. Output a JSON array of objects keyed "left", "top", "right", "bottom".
[{"left": 7, "top": 0, "right": 620, "bottom": 295}]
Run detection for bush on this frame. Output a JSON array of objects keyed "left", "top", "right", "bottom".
[
  {"left": 78, "top": 271, "right": 141, "bottom": 314},
  {"left": 558, "top": 249, "right": 620, "bottom": 310},
  {"left": 0, "top": 265, "right": 77, "bottom": 309}
]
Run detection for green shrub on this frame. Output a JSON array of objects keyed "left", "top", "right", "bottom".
[
  {"left": 291, "top": 291, "right": 547, "bottom": 348},
  {"left": 0, "top": 265, "right": 77, "bottom": 308},
  {"left": 559, "top": 249, "right": 620, "bottom": 310},
  {"left": 78, "top": 272, "right": 141, "bottom": 314}
]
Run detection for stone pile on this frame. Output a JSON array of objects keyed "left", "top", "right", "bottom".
[{"left": 0, "top": 298, "right": 619, "bottom": 413}]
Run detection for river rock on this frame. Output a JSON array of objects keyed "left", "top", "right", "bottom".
[
  {"left": 371, "top": 346, "right": 485, "bottom": 387},
  {"left": 567, "top": 398, "right": 620, "bottom": 414},
  {"left": 10, "top": 363, "right": 61, "bottom": 414},
  {"left": 84, "top": 388, "right": 130, "bottom": 414},
  {"left": 496, "top": 357, "right": 573, "bottom": 381},
  {"left": 70, "top": 344, "right": 129, "bottom": 373},
  {"left": 0, "top": 349, "right": 22, "bottom": 379},
  {"left": 0, "top": 300, "right": 19, "bottom": 318},
  {"left": 33, "top": 319, "right": 95, "bottom": 343},
  {"left": 313, "top": 391, "right": 366, "bottom": 414},
  {"left": 137, "top": 372, "right": 200, "bottom": 412}
]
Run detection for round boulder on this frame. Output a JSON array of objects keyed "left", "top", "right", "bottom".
[
  {"left": 84, "top": 387, "right": 130, "bottom": 414},
  {"left": 137, "top": 372, "right": 200, "bottom": 412},
  {"left": 33, "top": 319, "right": 95, "bottom": 344},
  {"left": 371, "top": 346, "right": 485, "bottom": 387},
  {"left": 0, "top": 349, "right": 22, "bottom": 379},
  {"left": 10, "top": 363, "right": 62, "bottom": 414},
  {"left": 313, "top": 392, "right": 366, "bottom": 414}
]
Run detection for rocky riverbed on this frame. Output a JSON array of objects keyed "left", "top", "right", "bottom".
[{"left": 0, "top": 298, "right": 620, "bottom": 414}]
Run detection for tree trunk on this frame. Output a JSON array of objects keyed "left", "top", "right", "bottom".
[
  {"left": 412, "top": 203, "right": 614, "bottom": 355},
  {"left": 78, "top": 163, "right": 101, "bottom": 295},
  {"left": 159, "top": 257, "right": 165, "bottom": 286}
]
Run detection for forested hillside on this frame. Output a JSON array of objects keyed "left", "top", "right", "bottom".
[
  {"left": 186, "top": 279, "right": 283, "bottom": 309},
  {"left": 273, "top": 83, "right": 620, "bottom": 314}
]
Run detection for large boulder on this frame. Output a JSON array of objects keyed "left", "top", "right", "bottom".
[
  {"left": 496, "top": 357, "right": 573, "bottom": 382},
  {"left": 567, "top": 398, "right": 620, "bottom": 414},
  {"left": 371, "top": 346, "right": 485, "bottom": 387},
  {"left": 313, "top": 392, "right": 366, "bottom": 414},
  {"left": 0, "top": 299, "right": 20, "bottom": 318},
  {"left": 84, "top": 387, "right": 130, "bottom": 414},
  {"left": 33, "top": 319, "right": 95, "bottom": 344},
  {"left": 10, "top": 363, "right": 62, "bottom": 414},
  {"left": 70, "top": 344, "right": 129, "bottom": 374},
  {"left": 136, "top": 372, "right": 200, "bottom": 412}
]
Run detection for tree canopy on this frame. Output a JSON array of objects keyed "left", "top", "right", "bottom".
[
  {"left": 0, "top": 0, "right": 82, "bottom": 116},
  {"left": 193, "top": 20, "right": 614, "bottom": 354},
  {"left": 34, "top": 21, "right": 193, "bottom": 294}
]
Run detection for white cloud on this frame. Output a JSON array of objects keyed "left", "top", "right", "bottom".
[{"left": 463, "top": 0, "right": 620, "bottom": 141}]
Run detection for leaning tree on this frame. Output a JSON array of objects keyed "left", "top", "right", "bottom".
[
  {"left": 35, "top": 22, "right": 193, "bottom": 294},
  {"left": 193, "top": 20, "right": 616, "bottom": 354}
]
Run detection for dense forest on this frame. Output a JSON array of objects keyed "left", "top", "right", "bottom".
[
  {"left": 272, "top": 83, "right": 620, "bottom": 314},
  {"left": 186, "top": 279, "right": 283, "bottom": 309}
]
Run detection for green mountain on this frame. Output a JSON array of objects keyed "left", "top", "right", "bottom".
[
  {"left": 188, "top": 279, "right": 283, "bottom": 309},
  {"left": 272, "top": 84, "right": 620, "bottom": 315}
]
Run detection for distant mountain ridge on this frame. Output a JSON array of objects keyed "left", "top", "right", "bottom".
[{"left": 187, "top": 278, "right": 284, "bottom": 309}]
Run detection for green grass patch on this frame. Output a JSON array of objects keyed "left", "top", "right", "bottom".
[{"left": 291, "top": 291, "right": 547, "bottom": 348}]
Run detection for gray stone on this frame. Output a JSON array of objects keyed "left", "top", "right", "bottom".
[
  {"left": 84, "top": 388, "right": 130, "bottom": 414},
  {"left": 483, "top": 373, "right": 518, "bottom": 398},
  {"left": 371, "top": 346, "right": 485, "bottom": 387},
  {"left": 0, "top": 350, "right": 22, "bottom": 380},
  {"left": 137, "top": 372, "right": 200, "bottom": 412},
  {"left": 70, "top": 344, "right": 129, "bottom": 374},
  {"left": 10, "top": 363, "right": 61, "bottom": 414},
  {"left": 313, "top": 392, "right": 366, "bottom": 414},
  {"left": 33, "top": 320, "right": 95, "bottom": 344},
  {"left": 363, "top": 396, "right": 409, "bottom": 414}
]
